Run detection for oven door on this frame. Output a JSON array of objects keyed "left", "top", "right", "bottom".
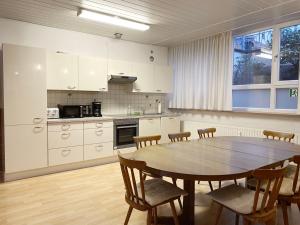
[{"left": 114, "top": 124, "right": 138, "bottom": 149}]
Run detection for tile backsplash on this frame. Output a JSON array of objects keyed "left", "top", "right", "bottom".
[{"left": 47, "top": 84, "right": 169, "bottom": 115}]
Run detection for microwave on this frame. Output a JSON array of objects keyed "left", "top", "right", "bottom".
[{"left": 58, "top": 105, "right": 92, "bottom": 118}]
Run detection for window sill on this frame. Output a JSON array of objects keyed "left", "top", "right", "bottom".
[{"left": 232, "top": 108, "right": 300, "bottom": 116}]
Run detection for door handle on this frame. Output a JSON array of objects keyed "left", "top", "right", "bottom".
[{"left": 61, "top": 149, "right": 71, "bottom": 157}]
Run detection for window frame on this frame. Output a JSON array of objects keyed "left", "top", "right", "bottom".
[{"left": 232, "top": 19, "right": 300, "bottom": 115}]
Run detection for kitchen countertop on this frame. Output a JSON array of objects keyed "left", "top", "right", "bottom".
[{"left": 47, "top": 113, "right": 180, "bottom": 124}]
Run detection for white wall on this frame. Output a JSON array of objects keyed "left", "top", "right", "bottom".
[
  {"left": 0, "top": 18, "right": 168, "bottom": 64},
  {"left": 170, "top": 109, "right": 300, "bottom": 144}
]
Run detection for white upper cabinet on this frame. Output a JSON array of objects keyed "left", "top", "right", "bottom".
[
  {"left": 108, "top": 59, "right": 133, "bottom": 76},
  {"left": 3, "top": 44, "right": 47, "bottom": 126},
  {"left": 132, "top": 63, "right": 154, "bottom": 93},
  {"left": 47, "top": 52, "right": 78, "bottom": 90},
  {"left": 153, "top": 65, "right": 173, "bottom": 93},
  {"left": 78, "top": 56, "right": 108, "bottom": 92}
]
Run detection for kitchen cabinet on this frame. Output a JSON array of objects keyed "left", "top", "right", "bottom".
[
  {"left": 132, "top": 63, "right": 154, "bottom": 93},
  {"left": 108, "top": 59, "right": 133, "bottom": 76},
  {"left": 3, "top": 44, "right": 47, "bottom": 126},
  {"left": 47, "top": 52, "right": 78, "bottom": 90},
  {"left": 5, "top": 124, "right": 47, "bottom": 173},
  {"left": 153, "top": 65, "right": 173, "bottom": 93},
  {"left": 139, "top": 118, "right": 161, "bottom": 136},
  {"left": 48, "top": 146, "right": 83, "bottom": 166},
  {"left": 160, "top": 116, "right": 180, "bottom": 143},
  {"left": 84, "top": 142, "right": 113, "bottom": 160},
  {"left": 78, "top": 56, "right": 108, "bottom": 91}
]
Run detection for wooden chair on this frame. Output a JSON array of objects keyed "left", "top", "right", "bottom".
[
  {"left": 277, "top": 155, "right": 300, "bottom": 225},
  {"left": 168, "top": 132, "right": 191, "bottom": 142},
  {"left": 133, "top": 135, "right": 161, "bottom": 149},
  {"left": 118, "top": 153, "right": 187, "bottom": 225},
  {"left": 263, "top": 130, "right": 295, "bottom": 142},
  {"left": 210, "top": 162, "right": 288, "bottom": 225},
  {"left": 198, "top": 128, "right": 216, "bottom": 139}
]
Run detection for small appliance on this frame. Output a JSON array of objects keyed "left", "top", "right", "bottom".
[
  {"left": 92, "top": 101, "right": 102, "bottom": 117},
  {"left": 57, "top": 105, "right": 84, "bottom": 118},
  {"left": 114, "top": 119, "right": 139, "bottom": 149},
  {"left": 47, "top": 108, "right": 59, "bottom": 119}
]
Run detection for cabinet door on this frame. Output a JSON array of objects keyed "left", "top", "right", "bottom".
[
  {"left": 160, "top": 117, "right": 180, "bottom": 143},
  {"left": 5, "top": 124, "right": 47, "bottom": 173},
  {"left": 153, "top": 65, "right": 173, "bottom": 93},
  {"left": 78, "top": 56, "right": 108, "bottom": 91},
  {"left": 3, "top": 44, "right": 47, "bottom": 126},
  {"left": 108, "top": 59, "right": 132, "bottom": 76},
  {"left": 47, "top": 52, "right": 78, "bottom": 90},
  {"left": 139, "top": 118, "right": 161, "bottom": 136},
  {"left": 132, "top": 63, "right": 154, "bottom": 93}
]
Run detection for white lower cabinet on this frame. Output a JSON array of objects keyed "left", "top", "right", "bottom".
[
  {"left": 48, "top": 129, "right": 84, "bottom": 149},
  {"left": 84, "top": 142, "right": 113, "bottom": 160},
  {"left": 5, "top": 124, "right": 47, "bottom": 173},
  {"left": 48, "top": 146, "right": 83, "bottom": 166},
  {"left": 139, "top": 118, "right": 161, "bottom": 136},
  {"left": 160, "top": 117, "right": 180, "bottom": 143},
  {"left": 84, "top": 127, "right": 113, "bottom": 145}
]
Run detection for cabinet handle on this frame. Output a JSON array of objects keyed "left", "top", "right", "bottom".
[
  {"left": 156, "top": 90, "right": 162, "bottom": 92},
  {"left": 67, "top": 86, "right": 76, "bottom": 89},
  {"left": 99, "top": 87, "right": 106, "bottom": 91},
  {"left": 33, "top": 118, "right": 43, "bottom": 123},
  {"left": 61, "top": 133, "right": 70, "bottom": 138},
  {"left": 135, "top": 89, "right": 141, "bottom": 91},
  {"left": 33, "top": 126, "right": 44, "bottom": 133},
  {"left": 95, "top": 130, "right": 103, "bottom": 135},
  {"left": 169, "top": 117, "right": 175, "bottom": 120},
  {"left": 95, "top": 145, "right": 103, "bottom": 152},
  {"left": 96, "top": 123, "right": 103, "bottom": 128},
  {"left": 61, "top": 124, "right": 70, "bottom": 131},
  {"left": 61, "top": 149, "right": 71, "bottom": 157},
  {"left": 118, "top": 72, "right": 124, "bottom": 75}
]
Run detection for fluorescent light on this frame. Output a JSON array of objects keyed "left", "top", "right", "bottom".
[{"left": 78, "top": 9, "right": 150, "bottom": 31}]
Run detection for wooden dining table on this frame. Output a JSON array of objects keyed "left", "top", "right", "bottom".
[{"left": 130, "top": 136, "right": 300, "bottom": 225}]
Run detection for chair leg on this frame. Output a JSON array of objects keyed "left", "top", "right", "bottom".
[
  {"left": 214, "top": 204, "right": 223, "bottom": 225},
  {"left": 153, "top": 207, "right": 157, "bottom": 225},
  {"left": 243, "top": 217, "right": 251, "bottom": 225},
  {"left": 235, "top": 214, "right": 240, "bottom": 225},
  {"left": 147, "top": 209, "right": 152, "bottom": 225},
  {"left": 170, "top": 200, "right": 180, "bottom": 225},
  {"left": 124, "top": 206, "right": 133, "bottom": 225},
  {"left": 198, "top": 180, "right": 200, "bottom": 184},
  {"left": 281, "top": 201, "right": 289, "bottom": 225},
  {"left": 219, "top": 181, "right": 222, "bottom": 189},
  {"left": 234, "top": 179, "right": 238, "bottom": 185},
  {"left": 297, "top": 202, "right": 300, "bottom": 211},
  {"left": 143, "top": 174, "right": 147, "bottom": 181},
  {"left": 208, "top": 181, "right": 214, "bottom": 191}
]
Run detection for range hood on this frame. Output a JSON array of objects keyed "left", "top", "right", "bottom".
[{"left": 108, "top": 75, "right": 137, "bottom": 84}]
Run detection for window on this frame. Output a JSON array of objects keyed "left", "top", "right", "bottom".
[{"left": 232, "top": 21, "right": 300, "bottom": 114}]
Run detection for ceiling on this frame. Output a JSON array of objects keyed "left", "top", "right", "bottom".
[{"left": 1, "top": 0, "right": 300, "bottom": 46}]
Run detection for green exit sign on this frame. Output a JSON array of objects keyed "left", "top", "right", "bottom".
[{"left": 289, "top": 88, "right": 298, "bottom": 98}]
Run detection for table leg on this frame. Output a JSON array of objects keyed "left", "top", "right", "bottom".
[{"left": 182, "top": 179, "right": 195, "bottom": 225}]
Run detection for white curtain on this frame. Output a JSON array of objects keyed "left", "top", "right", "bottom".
[{"left": 169, "top": 31, "right": 233, "bottom": 111}]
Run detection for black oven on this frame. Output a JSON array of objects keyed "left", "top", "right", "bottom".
[{"left": 114, "top": 119, "right": 139, "bottom": 149}]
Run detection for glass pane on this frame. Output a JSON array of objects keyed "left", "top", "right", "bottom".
[
  {"left": 276, "top": 88, "right": 298, "bottom": 109},
  {"left": 233, "top": 29, "right": 273, "bottom": 85},
  {"left": 233, "top": 89, "right": 271, "bottom": 108},
  {"left": 279, "top": 24, "right": 300, "bottom": 81}
]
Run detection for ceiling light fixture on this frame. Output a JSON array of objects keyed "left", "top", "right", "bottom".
[{"left": 78, "top": 9, "right": 150, "bottom": 31}]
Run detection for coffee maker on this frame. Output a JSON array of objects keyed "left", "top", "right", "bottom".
[{"left": 92, "top": 101, "right": 102, "bottom": 117}]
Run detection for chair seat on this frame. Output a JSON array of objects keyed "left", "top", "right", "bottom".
[
  {"left": 138, "top": 178, "right": 187, "bottom": 207},
  {"left": 247, "top": 176, "right": 300, "bottom": 196},
  {"left": 209, "top": 184, "right": 265, "bottom": 215},
  {"left": 286, "top": 164, "right": 299, "bottom": 179}
]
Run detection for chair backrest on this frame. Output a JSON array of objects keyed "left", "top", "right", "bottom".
[
  {"left": 133, "top": 135, "right": 161, "bottom": 149},
  {"left": 292, "top": 155, "right": 300, "bottom": 195},
  {"left": 263, "top": 130, "right": 295, "bottom": 142},
  {"left": 168, "top": 132, "right": 191, "bottom": 142},
  {"left": 198, "top": 128, "right": 216, "bottom": 139},
  {"left": 251, "top": 161, "right": 288, "bottom": 214},
  {"left": 118, "top": 153, "right": 148, "bottom": 210}
]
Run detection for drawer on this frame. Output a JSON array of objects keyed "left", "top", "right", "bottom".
[
  {"left": 48, "top": 129, "right": 83, "bottom": 149},
  {"left": 84, "top": 142, "right": 113, "bottom": 160},
  {"left": 48, "top": 146, "right": 83, "bottom": 166},
  {"left": 48, "top": 122, "right": 83, "bottom": 132},
  {"left": 84, "top": 121, "right": 113, "bottom": 129},
  {"left": 84, "top": 127, "right": 113, "bottom": 145}
]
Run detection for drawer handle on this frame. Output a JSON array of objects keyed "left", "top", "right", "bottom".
[
  {"left": 61, "top": 133, "right": 70, "bottom": 138},
  {"left": 156, "top": 90, "right": 162, "bottom": 92},
  {"left": 95, "top": 145, "right": 103, "bottom": 152},
  {"left": 33, "top": 118, "right": 43, "bottom": 123},
  {"left": 169, "top": 118, "right": 175, "bottom": 120},
  {"left": 61, "top": 149, "right": 71, "bottom": 157},
  {"left": 33, "top": 126, "right": 43, "bottom": 133},
  {"left": 96, "top": 123, "right": 103, "bottom": 128},
  {"left": 61, "top": 124, "right": 70, "bottom": 131},
  {"left": 99, "top": 88, "right": 106, "bottom": 91},
  {"left": 67, "top": 86, "right": 76, "bottom": 89},
  {"left": 95, "top": 130, "right": 103, "bottom": 135}
]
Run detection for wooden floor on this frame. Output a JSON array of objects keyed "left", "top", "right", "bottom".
[{"left": 0, "top": 163, "right": 299, "bottom": 225}]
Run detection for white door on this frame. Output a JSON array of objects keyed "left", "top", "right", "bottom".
[
  {"left": 3, "top": 44, "right": 47, "bottom": 126},
  {"left": 139, "top": 118, "right": 161, "bottom": 136},
  {"left": 5, "top": 124, "right": 47, "bottom": 173},
  {"left": 132, "top": 63, "right": 154, "bottom": 92},
  {"left": 160, "top": 117, "right": 180, "bottom": 143},
  {"left": 153, "top": 65, "right": 173, "bottom": 93},
  {"left": 108, "top": 59, "right": 133, "bottom": 76},
  {"left": 47, "top": 52, "right": 78, "bottom": 90},
  {"left": 78, "top": 56, "right": 108, "bottom": 91}
]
